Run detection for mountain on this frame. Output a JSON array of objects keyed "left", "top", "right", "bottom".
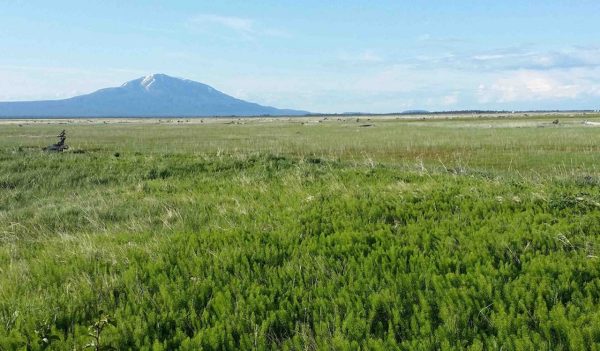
[{"left": 0, "top": 74, "right": 309, "bottom": 118}]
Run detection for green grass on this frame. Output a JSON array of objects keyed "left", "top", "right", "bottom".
[{"left": 1, "top": 115, "right": 600, "bottom": 350}]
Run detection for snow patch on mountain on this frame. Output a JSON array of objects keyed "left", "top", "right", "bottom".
[{"left": 141, "top": 75, "right": 156, "bottom": 90}]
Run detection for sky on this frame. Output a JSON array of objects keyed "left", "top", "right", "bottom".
[{"left": 1, "top": 0, "right": 600, "bottom": 113}]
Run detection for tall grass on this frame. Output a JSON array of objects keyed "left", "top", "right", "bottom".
[{"left": 1, "top": 115, "right": 600, "bottom": 349}]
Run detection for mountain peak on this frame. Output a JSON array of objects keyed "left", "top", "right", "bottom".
[
  {"left": 143, "top": 73, "right": 180, "bottom": 82},
  {"left": 122, "top": 73, "right": 182, "bottom": 89},
  {"left": 140, "top": 73, "right": 180, "bottom": 89}
]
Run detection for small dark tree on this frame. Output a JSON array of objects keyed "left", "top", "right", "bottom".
[{"left": 43, "top": 130, "right": 69, "bottom": 152}]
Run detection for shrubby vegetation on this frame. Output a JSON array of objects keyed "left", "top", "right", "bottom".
[{"left": 1, "top": 118, "right": 600, "bottom": 349}]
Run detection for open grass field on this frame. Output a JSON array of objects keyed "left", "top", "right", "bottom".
[{"left": 1, "top": 113, "right": 600, "bottom": 350}]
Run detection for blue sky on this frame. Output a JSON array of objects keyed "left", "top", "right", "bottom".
[{"left": 1, "top": 0, "right": 600, "bottom": 112}]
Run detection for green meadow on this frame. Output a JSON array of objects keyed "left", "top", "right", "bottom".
[{"left": 1, "top": 114, "right": 600, "bottom": 350}]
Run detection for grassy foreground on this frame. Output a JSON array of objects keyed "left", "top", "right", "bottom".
[{"left": 1, "top": 115, "right": 600, "bottom": 350}]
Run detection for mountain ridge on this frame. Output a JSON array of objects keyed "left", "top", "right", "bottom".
[{"left": 0, "top": 74, "right": 309, "bottom": 118}]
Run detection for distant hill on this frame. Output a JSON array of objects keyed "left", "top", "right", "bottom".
[
  {"left": 401, "top": 110, "right": 430, "bottom": 114},
  {"left": 0, "top": 74, "right": 309, "bottom": 118}
]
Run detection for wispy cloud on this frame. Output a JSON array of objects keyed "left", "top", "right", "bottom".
[
  {"left": 416, "top": 33, "right": 466, "bottom": 44},
  {"left": 187, "top": 14, "right": 289, "bottom": 39},
  {"left": 403, "top": 46, "right": 600, "bottom": 72},
  {"left": 469, "top": 47, "right": 600, "bottom": 71},
  {"left": 193, "top": 14, "right": 254, "bottom": 33},
  {"left": 339, "top": 50, "right": 384, "bottom": 64}
]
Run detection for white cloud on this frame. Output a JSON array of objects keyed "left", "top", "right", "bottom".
[
  {"left": 441, "top": 93, "right": 459, "bottom": 106},
  {"left": 477, "top": 69, "right": 600, "bottom": 103}
]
